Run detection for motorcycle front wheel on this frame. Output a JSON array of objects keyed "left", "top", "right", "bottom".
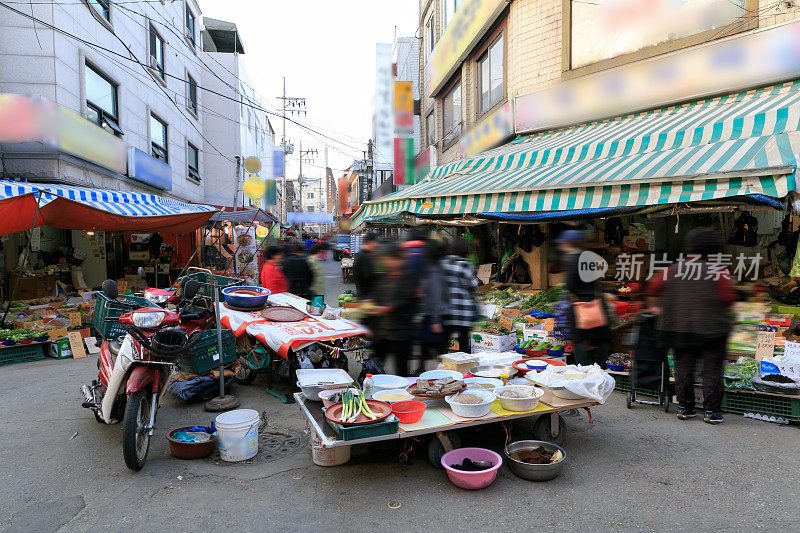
[{"left": 122, "top": 389, "right": 152, "bottom": 471}]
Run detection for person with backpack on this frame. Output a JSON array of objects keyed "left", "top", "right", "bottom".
[
  {"left": 282, "top": 243, "right": 314, "bottom": 299},
  {"left": 442, "top": 237, "right": 479, "bottom": 354}
]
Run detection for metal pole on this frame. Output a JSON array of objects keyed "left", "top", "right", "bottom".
[
  {"left": 282, "top": 77, "right": 287, "bottom": 226},
  {"left": 1, "top": 190, "right": 43, "bottom": 326},
  {"left": 299, "top": 139, "right": 303, "bottom": 238},
  {"left": 213, "top": 275, "right": 225, "bottom": 397}
]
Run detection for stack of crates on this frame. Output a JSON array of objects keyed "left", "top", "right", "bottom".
[{"left": 92, "top": 293, "right": 151, "bottom": 339}]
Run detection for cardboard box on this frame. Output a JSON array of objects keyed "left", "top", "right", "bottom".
[
  {"left": 47, "top": 338, "right": 72, "bottom": 359},
  {"left": 766, "top": 314, "right": 793, "bottom": 327},
  {"left": 471, "top": 332, "right": 516, "bottom": 352}
]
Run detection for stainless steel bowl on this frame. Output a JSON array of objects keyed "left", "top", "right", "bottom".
[
  {"left": 305, "top": 303, "right": 324, "bottom": 316},
  {"left": 468, "top": 364, "right": 517, "bottom": 379},
  {"left": 504, "top": 440, "right": 565, "bottom": 481}
]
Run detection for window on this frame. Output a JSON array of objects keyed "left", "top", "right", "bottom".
[
  {"left": 570, "top": 0, "right": 747, "bottom": 69},
  {"left": 426, "top": 111, "right": 435, "bottom": 147},
  {"left": 478, "top": 34, "right": 504, "bottom": 114},
  {"left": 308, "top": 192, "right": 314, "bottom": 199},
  {"left": 443, "top": 81, "right": 461, "bottom": 147},
  {"left": 306, "top": 206, "right": 315, "bottom": 212},
  {"left": 444, "top": 0, "right": 462, "bottom": 28},
  {"left": 85, "top": 62, "right": 121, "bottom": 136},
  {"left": 425, "top": 14, "right": 436, "bottom": 57},
  {"left": 186, "top": 74, "right": 197, "bottom": 114},
  {"left": 87, "top": 0, "right": 110, "bottom": 22},
  {"left": 187, "top": 142, "right": 200, "bottom": 181},
  {"left": 185, "top": 5, "right": 196, "bottom": 46},
  {"left": 149, "top": 25, "right": 165, "bottom": 80},
  {"left": 150, "top": 114, "right": 168, "bottom": 162}
]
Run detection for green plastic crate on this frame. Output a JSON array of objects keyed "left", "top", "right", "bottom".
[
  {"left": 185, "top": 272, "right": 243, "bottom": 301},
  {"left": 93, "top": 293, "right": 151, "bottom": 339},
  {"left": 177, "top": 329, "right": 237, "bottom": 374},
  {"left": 721, "top": 390, "right": 800, "bottom": 422},
  {"left": 325, "top": 414, "right": 399, "bottom": 441},
  {"left": 611, "top": 373, "right": 671, "bottom": 399},
  {"left": 0, "top": 343, "right": 45, "bottom": 366}
]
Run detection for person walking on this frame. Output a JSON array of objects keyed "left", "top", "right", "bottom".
[
  {"left": 282, "top": 243, "right": 314, "bottom": 299},
  {"left": 558, "top": 229, "right": 611, "bottom": 366},
  {"left": 307, "top": 243, "right": 326, "bottom": 300},
  {"left": 259, "top": 246, "right": 288, "bottom": 294},
  {"left": 353, "top": 233, "right": 379, "bottom": 299},
  {"left": 370, "top": 242, "right": 417, "bottom": 376},
  {"left": 648, "top": 227, "right": 735, "bottom": 424},
  {"left": 442, "top": 237, "right": 479, "bottom": 354},
  {"left": 416, "top": 239, "right": 449, "bottom": 374}
]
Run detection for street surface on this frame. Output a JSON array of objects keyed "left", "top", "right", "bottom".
[{"left": 2, "top": 261, "right": 798, "bottom": 532}]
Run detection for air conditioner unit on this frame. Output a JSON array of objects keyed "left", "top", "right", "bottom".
[{"left": 149, "top": 55, "right": 159, "bottom": 70}]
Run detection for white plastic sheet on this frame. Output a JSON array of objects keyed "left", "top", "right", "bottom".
[{"left": 533, "top": 364, "right": 616, "bottom": 403}]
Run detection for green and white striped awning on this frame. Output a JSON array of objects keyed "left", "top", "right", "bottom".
[{"left": 354, "top": 80, "right": 800, "bottom": 224}]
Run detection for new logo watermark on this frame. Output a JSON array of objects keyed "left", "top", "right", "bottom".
[{"left": 578, "top": 251, "right": 609, "bottom": 282}]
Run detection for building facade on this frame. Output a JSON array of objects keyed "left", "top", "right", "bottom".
[
  {"left": 418, "top": 0, "right": 800, "bottom": 166},
  {"left": 200, "top": 18, "right": 279, "bottom": 216},
  {"left": 0, "top": 0, "right": 211, "bottom": 202}
]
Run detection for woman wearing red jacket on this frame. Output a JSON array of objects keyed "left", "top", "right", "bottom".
[{"left": 260, "top": 246, "right": 288, "bottom": 294}]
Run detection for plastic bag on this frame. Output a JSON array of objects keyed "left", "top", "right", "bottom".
[{"left": 533, "top": 364, "right": 616, "bottom": 403}]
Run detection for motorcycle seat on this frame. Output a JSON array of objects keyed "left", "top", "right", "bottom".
[{"left": 180, "top": 306, "right": 207, "bottom": 321}]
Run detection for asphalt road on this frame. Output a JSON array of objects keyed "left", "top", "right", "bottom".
[{"left": 2, "top": 260, "right": 799, "bottom": 532}]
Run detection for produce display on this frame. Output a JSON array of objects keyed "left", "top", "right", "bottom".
[
  {"left": 0, "top": 327, "right": 50, "bottom": 344},
  {"left": 339, "top": 388, "right": 379, "bottom": 423},
  {"left": 481, "top": 286, "right": 563, "bottom": 313},
  {"left": 337, "top": 291, "right": 356, "bottom": 305},
  {"left": 607, "top": 353, "right": 630, "bottom": 366}
]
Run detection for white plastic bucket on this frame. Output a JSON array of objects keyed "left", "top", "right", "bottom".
[
  {"left": 308, "top": 424, "right": 350, "bottom": 467},
  {"left": 215, "top": 409, "right": 261, "bottom": 462}
]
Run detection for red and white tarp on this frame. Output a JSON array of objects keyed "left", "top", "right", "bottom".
[{"left": 218, "top": 293, "right": 369, "bottom": 359}]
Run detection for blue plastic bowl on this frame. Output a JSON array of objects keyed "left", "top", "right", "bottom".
[
  {"left": 221, "top": 286, "right": 271, "bottom": 308},
  {"left": 2, "top": 340, "right": 16, "bottom": 346},
  {"left": 546, "top": 348, "right": 565, "bottom": 358},
  {"left": 514, "top": 346, "right": 527, "bottom": 355},
  {"left": 607, "top": 364, "right": 626, "bottom": 371},
  {"left": 34, "top": 336, "right": 50, "bottom": 342}
]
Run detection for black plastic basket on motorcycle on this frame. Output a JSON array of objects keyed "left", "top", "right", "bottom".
[{"left": 149, "top": 328, "right": 190, "bottom": 358}]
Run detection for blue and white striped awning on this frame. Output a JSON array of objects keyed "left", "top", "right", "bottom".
[
  {"left": 354, "top": 81, "right": 800, "bottom": 224},
  {"left": 0, "top": 180, "right": 217, "bottom": 235}
]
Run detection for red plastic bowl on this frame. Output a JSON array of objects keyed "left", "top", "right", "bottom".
[
  {"left": 526, "top": 348, "right": 547, "bottom": 357},
  {"left": 391, "top": 400, "right": 427, "bottom": 424}
]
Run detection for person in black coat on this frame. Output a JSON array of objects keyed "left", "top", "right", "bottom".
[
  {"left": 353, "top": 233, "right": 379, "bottom": 299},
  {"left": 281, "top": 243, "right": 314, "bottom": 299}
]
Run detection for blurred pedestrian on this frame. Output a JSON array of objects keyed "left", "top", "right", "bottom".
[
  {"left": 282, "top": 243, "right": 314, "bottom": 298},
  {"left": 416, "top": 239, "right": 449, "bottom": 374},
  {"left": 305, "top": 236, "right": 314, "bottom": 253},
  {"left": 403, "top": 228, "right": 428, "bottom": 278},
  {"left": 648, "top": 227, "right": 735, "bottom": 424},
  {"left": 371, "top": 242, "right": 417, "bottom": 376},
  {"left": 442, "top": 237, "right": 479, "bottom": 354},
  {"left": 307, "top": 243, "right": 326, "bottom": 300},
  {"left": 354, "top": 232, "right": 379, "bottom": 299},
  {"left": 559, "top": 229, "right": 611, "bottom": 366},
  {"left": 260, "top": 246, "right": 288, "bottom": 294}
]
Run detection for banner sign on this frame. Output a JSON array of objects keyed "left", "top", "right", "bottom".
[
  {"left": 394, "top": 81, "right": 414, "bottom": 136},
  {"left": 515, "top": 20, "right": 800, "bottom": 134},
  {"left": 460, "top": 100, "right": 514, "bottom": 158},
  {"left": 272, "top": 147, "right": 284, "bottom": 178},
  {"left": 393, "top": 138, "right": 415, "bottom": 185}
]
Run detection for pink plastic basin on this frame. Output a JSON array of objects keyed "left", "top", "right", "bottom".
[{"left": 441, "top": 447, "right": 502, "bottom": 490}]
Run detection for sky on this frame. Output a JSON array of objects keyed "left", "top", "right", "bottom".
[{"left": 198, "top": 0, "right": 419, "bottom": 198}]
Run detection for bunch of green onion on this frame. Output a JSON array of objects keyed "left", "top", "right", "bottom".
[{"left": 340, "top": 386, "right": 378, "bottom": 423}]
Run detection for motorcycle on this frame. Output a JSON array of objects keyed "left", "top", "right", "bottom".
[{"left": 81, "top": 277, "right": 213, "bottom": 470}]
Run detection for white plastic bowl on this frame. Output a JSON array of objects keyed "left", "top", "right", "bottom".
[
  {"left": 445, "top": 389, "right": 496, "bottom": 418},
  {"left": 372, "top": 389, "right": 414, "bottom": 403},
  {"left": 419, "top": 369, "right": 463, "bottom": 381},
  {"left": 493, "top": 385, "right": 544, "bottom": 412},
  {"left": 463, "top": 377, "right": 504, "bottom": 390},
  {"left": 371, "top": 374, "right": 410, "bottom": 392}
]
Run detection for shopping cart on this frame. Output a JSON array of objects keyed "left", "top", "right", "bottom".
[{"left": 626, "top": 311, "right": 671, "bottom": 413}]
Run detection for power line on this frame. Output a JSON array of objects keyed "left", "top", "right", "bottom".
[{"left": 0, "top": 1, "right": 367, "bottom": 155}]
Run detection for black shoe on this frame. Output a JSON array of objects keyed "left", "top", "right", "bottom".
[
  {"left": 704, "top": 411, "right": 723, "bottom": 424},
  {"left": 677, "top": 407, "right": 697, "bottom": 420}
]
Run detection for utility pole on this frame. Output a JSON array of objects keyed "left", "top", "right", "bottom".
[
  {"left": 297, "top": 140, "right": 318, "bottom": 237},
  {"left": 276, "top": 77, "right": 304, "bottom": 224}
]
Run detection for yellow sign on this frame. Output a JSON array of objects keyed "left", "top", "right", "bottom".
[
  {"left": 243, "top": 176, "right": 266, "bottom": 200},
  {"left": 244, "top": 156, "right": 262, "bottom": 174},
  {"left": 428, "top": 0, "right": 507, "bottom": 96},
  {"left": 460, "top": 100, "right": 514, "bottom": 158},
  {"left": 255, "top": 225, "right": 269, "bottom": 238},
  {"left": 421, "top": 201, "right": 434, "bottom": 209}
]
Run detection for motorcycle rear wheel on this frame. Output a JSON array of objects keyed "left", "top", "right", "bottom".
[{"left": 122, "top": 389, "right": 152, "bottom": 471}]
